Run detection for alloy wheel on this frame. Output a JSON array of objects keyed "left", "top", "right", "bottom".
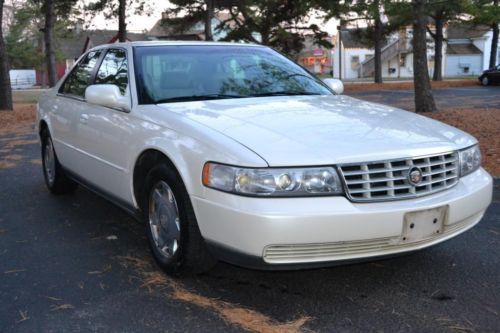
[
  {"left": 44, "top": 138, "right": 56, "bottom": 185},
  {"left": 148, "top": 181, "right": 181, "bottom": 258}
]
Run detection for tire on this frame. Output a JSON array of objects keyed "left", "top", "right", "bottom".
[
  {"left": 41, "top": 130, "right": 78, "bottom": 195},
  {"left": 142, "top": 163, "right": 216, "bottom": 275},
  {"left": 481, "top": 76, "right": 489, "bottom": 86}
]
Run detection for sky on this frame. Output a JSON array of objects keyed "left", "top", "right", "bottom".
[
  {"left": 84, "top": 0, "right": 167, "bottom": 32},
  {"left": 84, "top": 1, "right": 340, "bottom": 35}
]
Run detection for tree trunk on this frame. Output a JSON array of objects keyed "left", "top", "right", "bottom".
[
  {"left": 489, "top": 24, "right": 499, "bottom": 68},
  {"left": 118, "top": 0, "right": 127, "bottom": 42},
  {"left": 44, "top": 0, "right": 57, "bottom": 87},
  {"left": 412, "top": 0, "right": 437, "bottom": 113},
  {"left": 0, "top": 0, "right": 13, "bottom": 111},
  {"left": 205, "top": 0, "right": 214, "bottom": 41},
  {"left": 432, "top": 16, "right": 443, "bottom": 81},
  {"left": 374, "top": 0, "right": 383, "bottom": 83}
]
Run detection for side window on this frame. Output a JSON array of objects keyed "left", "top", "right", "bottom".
[
  {"left": 95, "top": 49, "right": 128, "bottom": 95},
  {"left": 60, "top": 51, "right": 102, "bottom": 98}
]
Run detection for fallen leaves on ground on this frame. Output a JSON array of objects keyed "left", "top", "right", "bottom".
[
  {"left": 119, "top": 256, "right": 312, "bottom": 333},
  {"left": 4, "top": 269, "right": 26, "bottom": 274},
  {"left": 0, "top": 161, "right": 16, "bottom": 169},
  {"left": 50, "top": 304, "right": 74, "bottom": 311},
  {"left": 4, "top": 154, "right": 24, "bottom": 161},
  {"left": 88, "top": 264, "right": 112, "bottom": 275},
  {"left": 17, "top": 310, "right": 29, "bottom": 323},
  {"left": 0, "top": 104, "right": 36, "bottom": 133},
  {"left": 344, "top": 79, "right": 479, "bottom": 92},
  {"left": 426, "top": 108, "right": 500, "bottom": 176}
]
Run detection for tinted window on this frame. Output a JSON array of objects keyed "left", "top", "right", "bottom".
[
  {"left": 95, "top": 49, "right": 128, "bottom": 95},
  {"left": 134, "top": 45, "right": 332, "bottom": 104},
  {"left": 61, "top": 51, "right": 101, "bottom": 98}
]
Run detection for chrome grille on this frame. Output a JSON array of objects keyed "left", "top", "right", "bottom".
[{"left": 338, "top": 152, "right": 459, "bottom": 202}]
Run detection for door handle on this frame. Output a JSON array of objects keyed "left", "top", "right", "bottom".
[{"left": 80, "top": 113, "right": 89, "bottom": 124}]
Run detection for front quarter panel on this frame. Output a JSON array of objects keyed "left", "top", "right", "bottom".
[{"left": 127, "top": 105, "right": 268, "bottom": 207}]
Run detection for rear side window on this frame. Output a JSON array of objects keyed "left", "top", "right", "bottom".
[
  {"left": 60, "top": 51, "right": 102, "bottom": 98},
  {"left": 95, "top": 49, "right": 128, "bottom": 95}
]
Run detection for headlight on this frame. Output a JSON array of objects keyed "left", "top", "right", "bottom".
[
  {"left": 459, "top": 145, "right": 481, "bottom": 177},
  {"left": 202, "top": 162, "right": 343, "bottom": 197}
]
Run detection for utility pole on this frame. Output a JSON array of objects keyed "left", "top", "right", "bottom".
[{"left": 337, "top": 25, "right": 342, "bottom": 80}]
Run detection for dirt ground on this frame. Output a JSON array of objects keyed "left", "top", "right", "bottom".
[{"left": 1, "top": 98, "right": 498, "bottom": 176}]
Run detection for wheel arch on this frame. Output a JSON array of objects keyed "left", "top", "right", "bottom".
[
  {"left": 39, "top": 119, "right": 49, "bottom": 138},
  {"left": 132, "top": 148, "right": 187, "bottom": 211}
]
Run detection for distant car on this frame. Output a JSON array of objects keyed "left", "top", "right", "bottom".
[
  {"left": 479, "top": 64, "right": 500, "bottom": 85},
  {"left": 37, "top": 42, "right": 493, "bottom": 274}
]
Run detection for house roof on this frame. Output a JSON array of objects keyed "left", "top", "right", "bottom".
[
  {"left": 447, "top": 23, "right": 491, "bottom": 40},
  {"left": 149, "top": 12, "right": 234, "bottom": 39},
  {"left": 447, "top": 43, "right": 482, "bottom": 55},
  {"left": 340, "top": 29, "right": 388, "bottom": 49},
  {"left": 340, "top": 30, "right": 369, "bottom": 49},
  {"left": 58, "top": 30, "right": 148, "bottom": 59}
]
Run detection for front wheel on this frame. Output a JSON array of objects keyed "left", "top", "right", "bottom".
[
  {"left": 143, "top": 163, "right": 216, "bottom": 275},
  {"left": 41, "top": 130, "right": 78, "bottom": 195},
  {"left": 481, "top": 76, "right": 489, "bottom": 86}
]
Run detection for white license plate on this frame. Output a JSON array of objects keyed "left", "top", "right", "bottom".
[{"left": 402, "top": 206, "right": 448, "bottom": 243}]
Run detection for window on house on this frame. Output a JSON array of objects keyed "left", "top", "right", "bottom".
[
  {"left": 400, "top": 54, "right": 406, "bottom": 67},
  {"left": 351, "top": 55, "right": 360, "bottom": 70}
]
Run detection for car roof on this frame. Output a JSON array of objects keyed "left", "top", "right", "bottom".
[{"left": 89, "top": 40, "right": 264, "bottom": 51}]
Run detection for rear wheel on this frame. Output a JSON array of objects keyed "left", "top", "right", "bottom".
[
  {"left": 481, "top": 76, "right": 489, "bottom": 86},
  {"left": 143, "top": 163, "right": 216, "bottom": 275},
  {"left": 41, "top": 130, "right": 78, "bottom": 195}
]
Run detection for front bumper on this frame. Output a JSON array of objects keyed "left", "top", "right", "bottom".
[{"left": 191, "top": 168, "right": 493, "bottom": 269}]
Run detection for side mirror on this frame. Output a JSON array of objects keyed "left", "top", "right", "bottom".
[
  {"left": 85, "top": 84, "right": 130, "bottom": 112},
  {"left": 322, "top": 78, "right": 344, "bottom": 95}
]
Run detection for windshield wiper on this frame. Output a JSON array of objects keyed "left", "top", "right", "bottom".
[
  {"left": 154, "top": 94, "right": 242, "bottom": 104},
  {"left": 249, "top": 91, "right": 322, "bottom": 97}
]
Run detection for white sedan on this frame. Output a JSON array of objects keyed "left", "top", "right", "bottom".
[{"left": 37, "top": 41, "right": 493, "bottom": 274}]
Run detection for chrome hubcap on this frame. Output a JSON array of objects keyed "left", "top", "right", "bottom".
[
  {"left": 148, "top": 181, "right": 181, "bottom": 258},
  {"left": 44, "top": 138, "right": 56, "bottom": 185}
]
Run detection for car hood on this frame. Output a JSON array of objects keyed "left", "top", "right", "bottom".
[{"left": 157, "top": 95, "right": 476, "bottom": 166}]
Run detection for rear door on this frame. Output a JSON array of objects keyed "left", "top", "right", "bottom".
[
  {"left": 74, "top": 47, "right": 136, "bottom": 203},
  {"left": 50, "top": 50, "right": 103, "bottom": 173}
]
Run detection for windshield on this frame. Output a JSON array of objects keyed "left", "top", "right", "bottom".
[{"left": 133, "top": 45, "right": 333, "bottom": 104}]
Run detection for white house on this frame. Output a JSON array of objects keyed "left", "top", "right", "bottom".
[
  {"left": 445, "top": 23, "right": 499, "bottom": 76},
  {"left": 332, "top": 27, "right": 439, "bottom": 80},
  {"left": 332, "top": 23, "right": 499, "bottom": 80}
]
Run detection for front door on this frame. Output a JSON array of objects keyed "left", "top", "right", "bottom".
[
  {"left": 74, "top": 48, "right": 136, "bottom": 203},
  {"left": 50, "top": 50, "right": 103, "bottom": 174}
]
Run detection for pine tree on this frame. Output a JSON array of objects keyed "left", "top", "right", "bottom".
[{"left": 0, "top": 0, "right": 13, "bottom": 111}]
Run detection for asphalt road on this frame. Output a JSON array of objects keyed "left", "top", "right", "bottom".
[
  {"left": 1, "top": 87, "right": 499, "bottom": 332},
  {"left": 347, "top": 85, "right": 500, "bottom": 111}
]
